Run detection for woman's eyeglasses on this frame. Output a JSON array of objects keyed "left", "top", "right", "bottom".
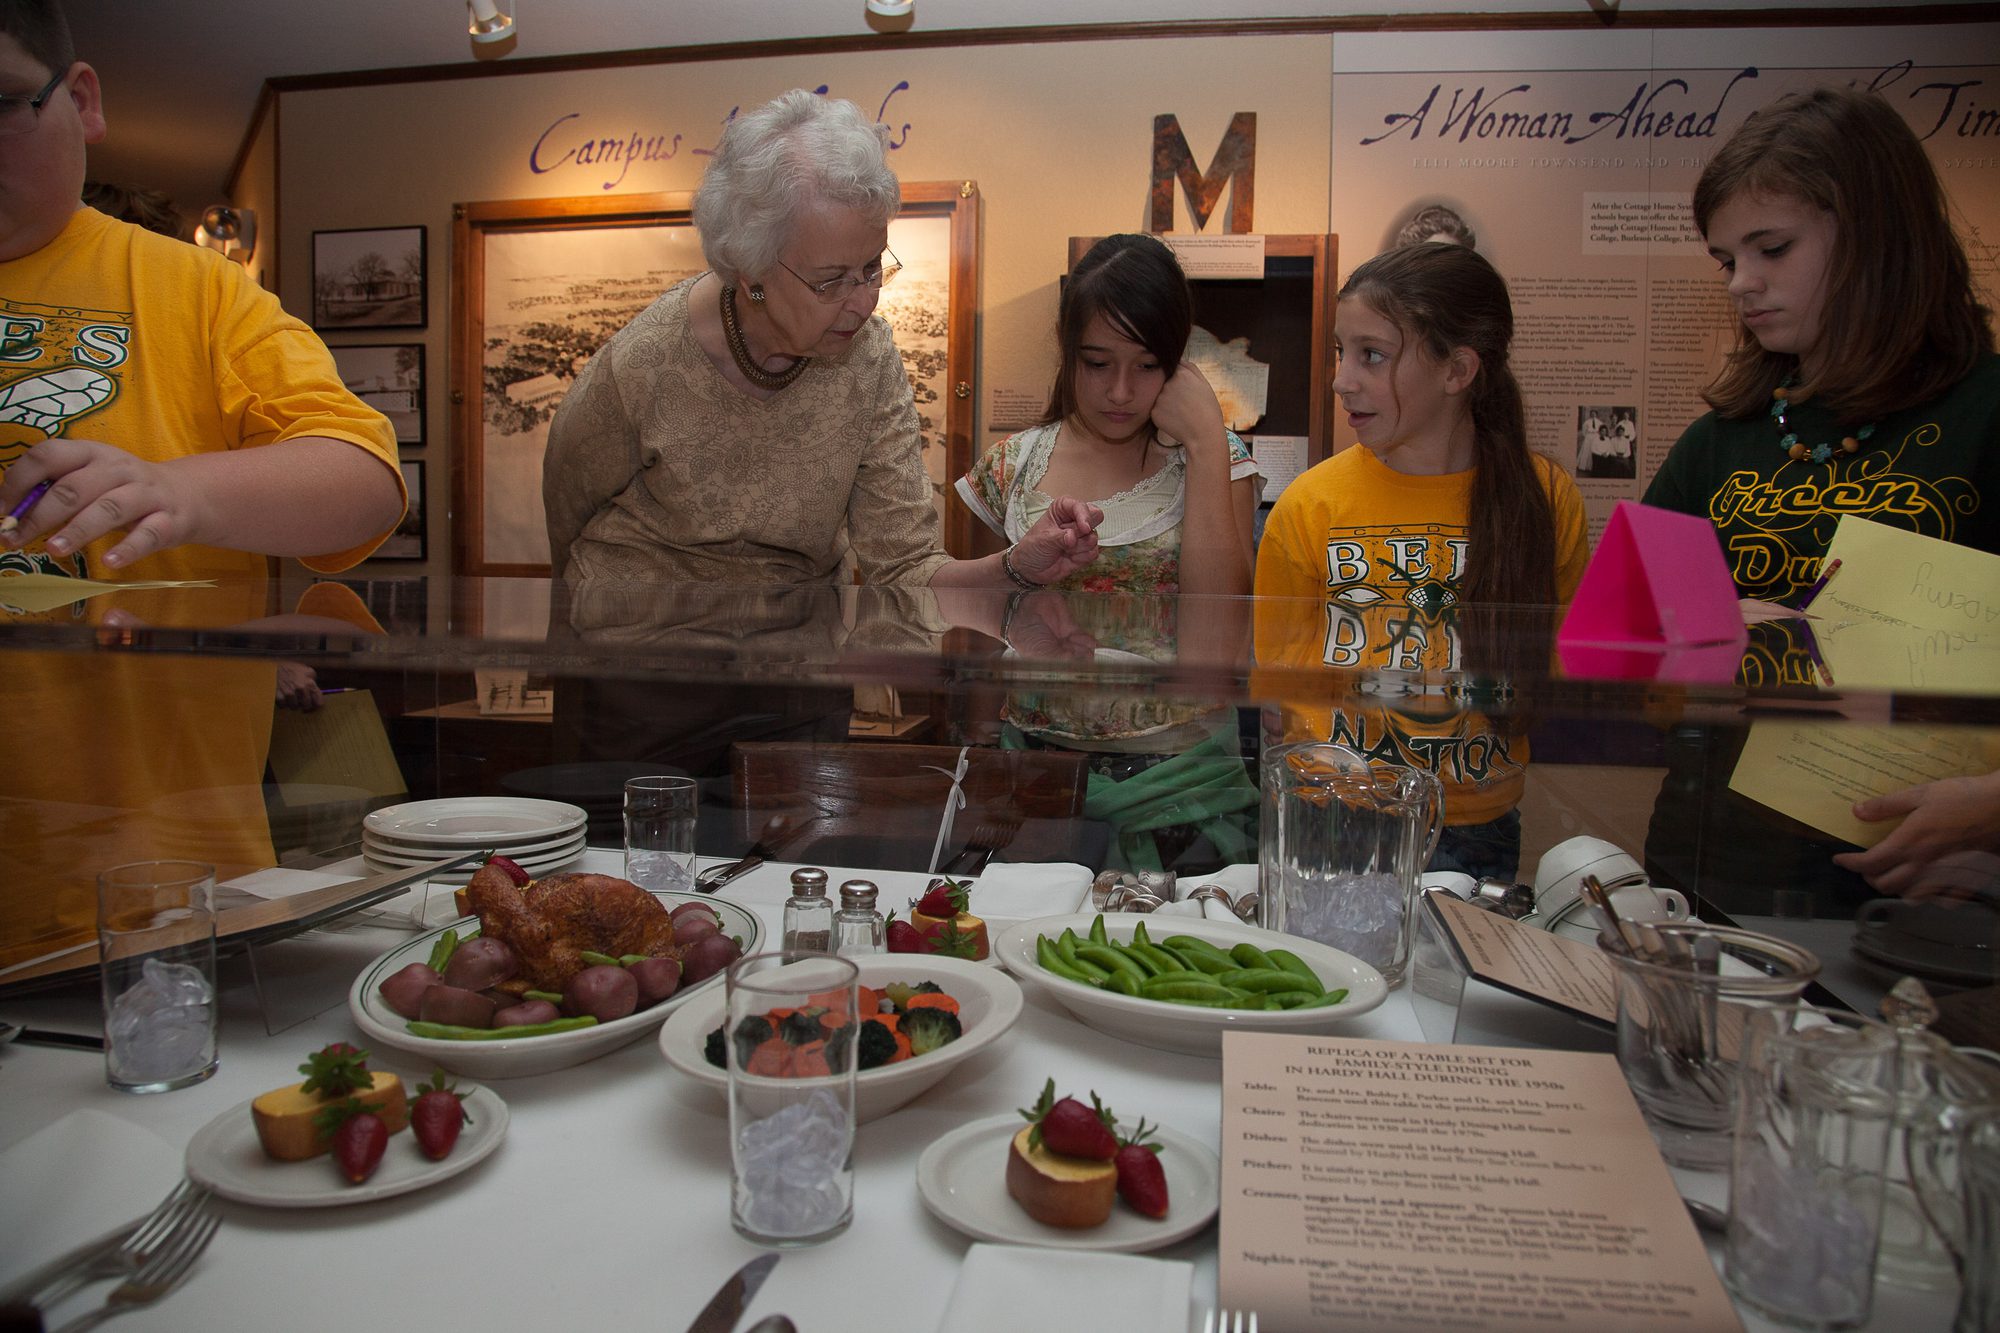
[
  {"left": 776, "top": 250, "right": 901, "bottom": 304},
  {"left": 0, "top": 69, "right": 68, "bottom": 138}
]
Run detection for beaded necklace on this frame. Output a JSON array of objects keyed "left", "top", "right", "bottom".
[
  {"left": 1770, "top": 380, "right": 1874, "bottom": 464},
  {"left": 720, "top": 284, "right": 809, "bottom": 391}
]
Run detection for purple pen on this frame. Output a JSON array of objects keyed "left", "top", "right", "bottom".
[{"left": 1, "top": 479, "right": 52, "bottom": 532}]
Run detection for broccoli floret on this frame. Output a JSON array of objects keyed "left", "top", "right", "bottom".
[
  {"left": 912, "top": 981, "right": 946, "bottom": 996},
  {"left": 824, "top": 1022, "right": 858, "bottom": 1074},
  {"left": 854, "top": 1019, "right": 901, "bottom": 1070},
  {"left": 901, "top": 1006, "right": 963, "bottom": 1057},
  {"left": 704, "top": 1025, "right": 727, "bottom": 1069},
  {"left": 730, "top": 1014, "right": 775, "bottom": 1066},
  {"left": 777, "top": 1008, "right": 827, "bottom": 1046}
]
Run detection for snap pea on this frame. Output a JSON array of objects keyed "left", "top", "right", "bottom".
[
  {"left": 1162, "top": 934, "right": 1236, "bottom": 966},
  {"left": 1088, "top": 913, "right": 1109, "bottom": 946},
  {"left": 1229, "top": 942, "right": 1275, "bottom": 971},
  {"left": 1292, "top": 987, "right": 1352, "bottom": 1009},
  {"left": 1076, "top": 943, "right": 1146, "bottom": 985},
  {"left": 1117, "top": 943, "right": 1166, "bottom": 978},
  {"left": 1141, "top": 977, "right": 1237, "bottom": 1004},
  {"left": 1055, "top": 929, "right": 1084, "bottom": 966},
  {"left": 1265, "top": 990, "right": 1321, "bottom": 1009},
  {"left": 1128, "top": 942, "right": 1183, "bottom": 978},
  {"left": 426, "top": 929, "right": 460, "bottom": 974},
  {"left": 408, "top": 1016, "right": 598, "bottom": 1041},
  {"left": 1139, "top": 969, "right": 1216, "bottom": 989},
  {"left": 1037, "top": 937, "right": 1094, "bottom": 984},
  {"left": 1226, "top": 992, "right": 1274, "bottom": 1010},
  {"left": 1104, "top": 970, "right": 1141, "bottom": 997},
  {"left": 1264, "top": 949, "right": 1325, "bottom": 994},
  {"left": 1131, "top": 918, "right": 1154, "bottom": 948},
  {"left": 1219, "top": 967, "right": 1317, "bottom": 995},
  {"left": 1065, "top": 951, "right": 1112, "bottom": 984}
]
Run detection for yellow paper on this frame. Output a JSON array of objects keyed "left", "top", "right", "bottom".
[
  {"left": 0, "top": 573, "right": 218, "bottom": 614},
  {"left": 1729, "top": 721, "right": 2000, "bottom": 848},
  {"left": 1809, "top": 516, "right": 2000, "bottom": 692},
  {"left": 266, "top": 689, "right": 408, "bottom": 800}
]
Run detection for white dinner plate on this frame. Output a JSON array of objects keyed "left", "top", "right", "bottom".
[
  {"left": 348, "top": 892, "right": 762, "bottom": 1079},
  {"left": 362, "top": 834, "right": 586, "bottom": 870},
  {"left": 361, "top": 844, "right": 586, "bottom": 890},
  {"left": 185, "top": 1084, "right": 508, "bottom": 1208},
  {"left": 916, "top": 1114, "right": 1219, "bottom": 1253},
  {"left": 993, "top": 913, "right": 1388, "bottom": 1057},
  {"left": 364, "top": 824, "right": 590, "bottom": 860},
  {"left": 364, "top": 798, "right": 586, "bottom": 847}
]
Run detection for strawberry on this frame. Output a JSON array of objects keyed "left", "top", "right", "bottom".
[
  {"left": 487, "top": 853, "right": 533, "bottom": 886},
  {"left": 1018, "top": 1077, "right": 1117, "bottom": 1161},
  {"left": 920, "top": 916, "right": 982, "bottom": 960},
  {"left": 297, "top": 1042, "right": 371, "bottom": 1098},
  {"left": 410, "top": 1069, "right": 470, "bottom": 1161},
  {"left": 318, "top": 1100, "right": 389, "bottom": 1184},
  {"left": 1115, "top": 1119, "right": 1170, "bottom": 1218},
  {"left": 914, "top": 878, "right": 970, "bottom": 920},
  {"left": 886, "top": 918, "right": 926, "bottom": 954}
]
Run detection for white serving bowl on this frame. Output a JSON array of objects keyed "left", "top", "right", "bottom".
[
  {"left": 992, "top": 913, "right": 1387, "bottom": 1057},
  {"left": 347, "top": 893, "right": 762, "bottom": 1079},
  {"left": 658, "top": 954, "right": 1023, "bottom": 1122}
]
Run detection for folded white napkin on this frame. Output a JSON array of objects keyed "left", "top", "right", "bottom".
[
  {"left": 968, "top": 862, "right": 1093, "bottom": 919},
  {"left": 936, "top": 1243, "right": 1193, "bottom": 1333},
  {"left": 0, "top": 1109, "right": 185, "bottom": 1290},
  {"left": 221, "top": 866, "right": 357, "bottom": 900}
]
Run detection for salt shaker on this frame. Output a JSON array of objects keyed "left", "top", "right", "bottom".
[
  {"left": 783, "top": 867, "right": 833, "bottom": 952},
  {"left": 834, "top": 879, "right": 885, "bottom": 957}
]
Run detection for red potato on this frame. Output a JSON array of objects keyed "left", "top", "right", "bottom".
[
  {"left": 564, "top": 964, "right": 639, "bottom": 1022},
  {"left": 670, "top": 901, "right": 722, "bottom": 927},
  {"left": 379, "top": 962, "right": 442, "bottom": 1019},
  {"left": 628, "top": 956, "right": 682, "bottom": 1008},
  {"left": 442, "top": 937, "right": 520, "bottom": 991},
  {"left": 419, "top": 984, "right": 499, "bottom": 1029},
  {"left": 680, "top": 933, "right": 741, "bottom": 986},
  {"left": 674, "top": 914, "right": 721, "bottom": 944},
  {"left": 491, "top": 999, "right": 562, "bottom": 1028}
]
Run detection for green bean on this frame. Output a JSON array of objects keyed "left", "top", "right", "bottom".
[
  {"left": 579, "top": 950, "right": 621, "bottom": 968},
  {"left": 522, "top": 989, "right": 564, "bottom": 1004},
  {"left": 1292, "top": 987, "right": 1352, "bottom": 1009},
  {"left": 1037, "top": 937, "right": 1094, "bottom": 984},
  {"left": 425, "top": 929, "right": 460, "bottom": 974},
  {"left": 408, "top": 1016, "right": 598, "bottom": 1041},
  {"left": 1229, "top": 942, "right": 1274, "bottom": 971}
]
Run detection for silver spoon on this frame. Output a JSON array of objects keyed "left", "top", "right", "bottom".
[
  {"left": 0, "top": 1020, "right": 104, "bottom": 1051},
  {"left": 1683, "top": 1197, "right": 1727, "bottom": 1234}
]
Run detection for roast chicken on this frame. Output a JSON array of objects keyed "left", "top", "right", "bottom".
[{"left": 464, "top": 862, "right": 678, "bottom": 991}]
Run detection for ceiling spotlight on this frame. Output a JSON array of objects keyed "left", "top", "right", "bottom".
[
  {"left": 468, "top": 0, "right": 515, "bottom": 44},
  {"left": 194, "top": 205, "right": 255, "bottom": 264}
]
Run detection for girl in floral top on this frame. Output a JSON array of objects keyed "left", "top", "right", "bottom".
[{"left": 955, "top": 234, "right": 1264, "bottom": 871}]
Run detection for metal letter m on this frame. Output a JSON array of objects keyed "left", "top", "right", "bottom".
[{"left": 1150, "top": 113, "right": 1256, "bottom": 233}]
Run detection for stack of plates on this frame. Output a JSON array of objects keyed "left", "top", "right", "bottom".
[{"left": 362, "top": 797, "right": 589, "bottom": 886}]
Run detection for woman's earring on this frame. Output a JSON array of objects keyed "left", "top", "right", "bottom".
[{"left": 748, "top": 285, "right": 766, "bottom": 302}]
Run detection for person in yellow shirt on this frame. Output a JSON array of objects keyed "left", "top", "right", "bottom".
[
  {"left": 1255, "top": 243, "right": 1587, "bottom": 881},
  {"left": 0, "top": 0, "right": 405, "bottom": 971}
]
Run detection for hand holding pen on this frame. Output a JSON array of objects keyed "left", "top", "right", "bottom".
[{"left": 0, "top": 479, "right": 50, "bottom": 535}]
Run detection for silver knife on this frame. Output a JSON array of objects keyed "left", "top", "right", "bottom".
[
  {"left": 695, "top": 853, "right": 764, "bottom": 894},
  {"left": 686, "top": 1252, "right": 779, "bottom": 1333}
]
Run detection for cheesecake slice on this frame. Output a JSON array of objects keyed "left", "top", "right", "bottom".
[{"left": 1005, "top": 1125, "right": 1116, "bottom": 1228}]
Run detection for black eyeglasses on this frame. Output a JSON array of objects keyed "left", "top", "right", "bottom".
[
  {"left": 0, "top": 68, "right": 67, "bottom": 137},
  {"left": 776, "top": 249, "right": 901, "bottom": 304}
]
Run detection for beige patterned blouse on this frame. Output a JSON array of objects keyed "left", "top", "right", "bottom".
[{"left": 543, "top": 276, "right": 951, "bottom": 587}]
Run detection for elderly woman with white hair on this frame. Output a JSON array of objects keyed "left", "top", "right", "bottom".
[{"left": 545, "top": 90, "right": 1100, "bottom": 589}]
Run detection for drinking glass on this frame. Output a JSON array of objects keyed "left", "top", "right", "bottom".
[
  {"left": 725, "top": 950, "right": 858, "bottom": 1246},
  {"left": 623, "top": 774, "right": 697, "bottom": 892},
  {"left": 1601, "top": 922, "right": 1819, "bottom": 1169},
  {"left": 1726, "top": 1005, "right": 1900, "bottom": 1331},
  {"left": 97, "top": 860, "right": 219, "bottom": 1093}
]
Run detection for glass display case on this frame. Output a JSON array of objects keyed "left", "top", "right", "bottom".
[{"left": 3, "top": 573, "right": 1994, "bottom": 1045}]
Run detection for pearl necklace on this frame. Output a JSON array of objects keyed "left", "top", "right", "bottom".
[
  {"left": 719, "top": 284, "right": 809, "bottom": 391},
  {"left": 1770, "top": 382, "right": 1874, "bottom": 464}
]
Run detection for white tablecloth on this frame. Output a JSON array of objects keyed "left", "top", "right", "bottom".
[{"left": 0, "top": 853, "right": 1956, "bottom": 1332}]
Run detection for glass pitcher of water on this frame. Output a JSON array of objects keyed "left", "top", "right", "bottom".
[{"left": 1264, "top": 742, "right": 1443, "bottom": 985}]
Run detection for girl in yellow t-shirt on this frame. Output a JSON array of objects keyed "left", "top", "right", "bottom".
[{"left": 1255, "top": 242, "right": 1587, "bottom": 881}]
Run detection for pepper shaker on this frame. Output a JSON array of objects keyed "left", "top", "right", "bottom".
[{"left": 782, "top": 867, "right": 833, "bottom": 953}]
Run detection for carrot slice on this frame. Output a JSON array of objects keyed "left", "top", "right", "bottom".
[{"left": 905, "top": 992, "right": 959, "bottom": 1015}]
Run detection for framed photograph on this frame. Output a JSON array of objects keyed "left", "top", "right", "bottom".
[
  {"left": 313, "top": 226, "right": 426, "bottom": 330},
  {"left": 450, "top": 183, "right": 983, "bottom": 585},
  {"left": 330, "top": 343, "right": 424, "bottom": 446},
  {"left": 375, "top": 460, "right": 426, "bottom": 561},
  {"left": 1067, "top": 233, "right": 1337, "bottom": 476}
]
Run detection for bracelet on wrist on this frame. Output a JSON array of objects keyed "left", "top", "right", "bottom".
[{"left": 1000, "top": 546, "right": 1044, "bottom": 592}]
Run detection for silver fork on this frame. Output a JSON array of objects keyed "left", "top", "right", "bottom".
[
  {"left": 1202, "top": 1310, "right": 1259, "bottom": 1333},
  {"left": 0, "top": 1180, "right": 212, "bottom": 1309},
  {"left": 50, "top": 1196, "right": 219, "bottom": 1333}
]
